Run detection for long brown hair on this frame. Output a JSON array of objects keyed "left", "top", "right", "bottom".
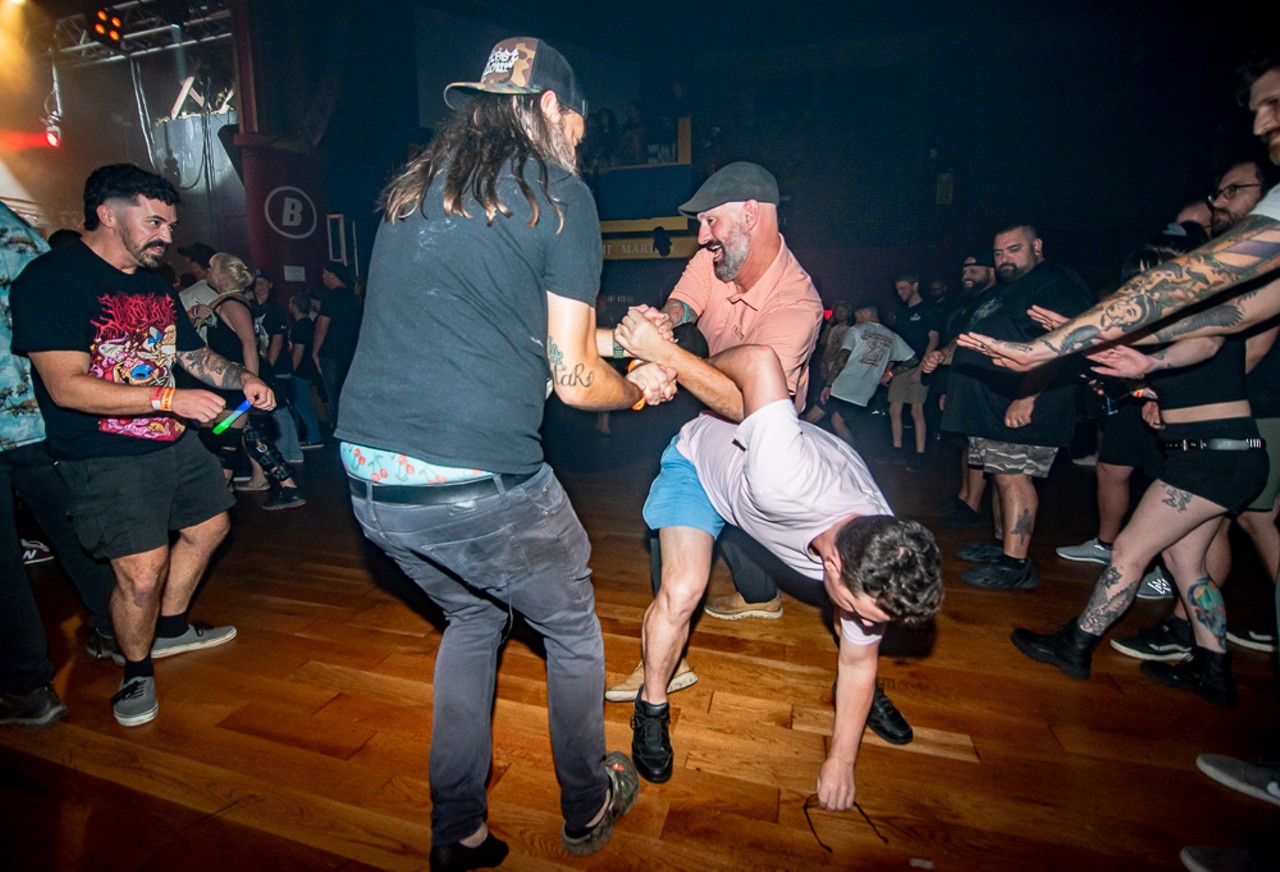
[{"left": 380, "top": 93, "right": 576, "bottom": 231}]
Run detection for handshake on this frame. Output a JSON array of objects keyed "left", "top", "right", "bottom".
[{"left": 616, "top": 304, "right": 683, "bottom": 407}]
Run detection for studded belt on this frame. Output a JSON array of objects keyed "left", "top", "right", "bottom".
[
  {"left": 1161, "top": 438, "right": 1264, "bottom": 452},
  {"left": 348, "top": 471, "right": 536, "bottom": 505}
]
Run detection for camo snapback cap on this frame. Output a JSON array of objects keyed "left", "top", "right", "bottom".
[{"left": 444, "top": 37, "right": 587, "bottom": 117}]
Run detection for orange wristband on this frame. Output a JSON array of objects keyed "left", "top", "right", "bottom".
[{"left": 626, "top": 359, "right": 646, "bottom": 410}]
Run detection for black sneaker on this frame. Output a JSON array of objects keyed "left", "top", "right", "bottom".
[
  {"left": 561, "top": 752, "right": 640, "bottom": 856},
  {"left": 630, "top": 697, "right": 672, "bottom": 783},
  {"left": 866, "top": 685, "right": 913, "bottom": 745},
  {"left": 0, "top": 685, "right": 68, "bottom": 728},
  {"left": 1226, "top": 626, "right": 1278, "bottom": 653},
  {"left": 1110, "top": 616, "right": 1192, "bottom": 661},
  {"left": 428, "top": 832, "right": 508, "bottom": 872},
  {"left": 961, "top": 559, "right": 1040, "bottom": 590},
  {"left": 263, "top": 487, "right": 306, "bottom": 511}
]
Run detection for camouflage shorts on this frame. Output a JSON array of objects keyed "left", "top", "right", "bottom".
[{"left": 968, "top": 437, "right": 1058, "bottom": 478}]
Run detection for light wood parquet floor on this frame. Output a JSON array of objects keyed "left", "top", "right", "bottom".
[{"left": 2, "top": 404, "right": 1277, "bottom": 871}]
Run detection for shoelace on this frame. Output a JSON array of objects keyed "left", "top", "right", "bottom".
[{"left": 112, "top": 679, "right": 148, "bottom": 702}]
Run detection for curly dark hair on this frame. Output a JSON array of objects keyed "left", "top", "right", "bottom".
[
  {"left": 380, "top": 92, "right": 577, "bottom": 231},
  {"left": 83, "top": 163, "right": 180, "bottom": 230},
  {"left": 835, "top": 515, "right": 943, "bottom": 626}
]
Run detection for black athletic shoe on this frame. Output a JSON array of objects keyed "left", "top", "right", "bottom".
[
  {"left": 866, "top": 685, "right": 913, "bottom": 745},
  {"left": 630, "top": 697, "right": 673, "bottom": 783},
  {"left": 1142, "top": 647, "right": 1238, "bottom": 708},
  {"left": 428, "top": 832, "right": 508, "bottom": 872}
]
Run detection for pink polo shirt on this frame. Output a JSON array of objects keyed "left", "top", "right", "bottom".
[{"left": 669, "top": 236, "right": 823, "bottom": 410}]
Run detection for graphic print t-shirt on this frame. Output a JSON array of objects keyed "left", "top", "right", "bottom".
[{"left": 12, "top": 241, "right": 205, "bottom": 459}]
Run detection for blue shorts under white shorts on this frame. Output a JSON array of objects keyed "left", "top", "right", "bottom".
[{"left": 642, "top": 436, "right": 726, "bottom": 537}]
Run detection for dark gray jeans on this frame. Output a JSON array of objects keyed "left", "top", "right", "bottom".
[{"left": 350, "top": 463, "right": 609, "bottom": 844}]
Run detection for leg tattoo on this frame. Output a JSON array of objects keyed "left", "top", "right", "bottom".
[
  {"left": 1187, "top": 577, "right": 1227, "bottom": 649},
  {"left": 1079, "top": 564, "right": 1132, "bottom": 636},
  {"left": 1160, "top": 485, "right": 1193, "bottom": 513},
  {"left": 1010, "top": 508, "right": 1034, "bottom": 545}
]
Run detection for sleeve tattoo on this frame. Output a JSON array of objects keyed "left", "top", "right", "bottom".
[
  {"left": 177, "top": 347, "right": 247, "bottom": 389},
  {"left": 662, "top": 299, "right": 699, "bottom": 327}
]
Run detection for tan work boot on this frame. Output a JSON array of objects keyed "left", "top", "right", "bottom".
[
  {"left": 703, "top": 592, "right": 783, "bottom": 621},
  {"left": 604, "top": 657, "right": 698, "bottom": 702}
]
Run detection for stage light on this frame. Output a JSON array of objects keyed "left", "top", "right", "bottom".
[
  {"left": 89, "top": 7, "right": 123, "bottom": 50},
  {"left": 45, "top": 123, "right": 60, "bottom": 148},
  {"left": 8, "top": 0, "right": 29, "bottom": 7}
]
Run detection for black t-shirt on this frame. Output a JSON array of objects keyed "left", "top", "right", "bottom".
[
  {"left": 942, "top": 261, "right": 1094, "bottom": 446},
  {"left": 290, "top": 318, "right": 319, "bottom": 381},
  {"left": 334, "top": 159, "right": 602, "bottom": 475},
  {"left": 1155, "top": 334, "right": 1248, "bottom": 412},
  {"left": 1246, "top": 317, "right": 1280, "bottom": 418},
  {"left": 11, "top": 241, "right": 205, "bottom": 459},
  {"left": 316, "top": 285, "right": 362, "bottom": 364},
  {"left": 893, "top": 300, "right": 938, "bottom": 359}
]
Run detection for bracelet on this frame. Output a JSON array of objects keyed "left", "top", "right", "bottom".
[
  {"left": 612, "top": 327, "right": 625, "bottom": 359},
  {"left": 159, "top": 387, "right": 175, "bottom": 412},
  {"left": 150, "top": 385, "right": 165, "bottom": 410}
]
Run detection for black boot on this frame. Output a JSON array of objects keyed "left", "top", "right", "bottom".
[
  {"left": 1011, "top": 618, "right": 1100, "bottom": 680},
  {"left": 631, "top": 696, "right": 673, "bottom": 783},
  {"left": 1141, "top": 646, "right": 1238, "bottom": 708}
]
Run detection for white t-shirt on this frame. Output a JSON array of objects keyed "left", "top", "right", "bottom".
[
  {"left": 1250, "top": 184, "right": 1280, "bottom": 222},
  {"left": 677, "top": 400, "right": 892, "bottom": 645},
  {"left": 828, "top": 321, "right": 915, "bottom": 407}
]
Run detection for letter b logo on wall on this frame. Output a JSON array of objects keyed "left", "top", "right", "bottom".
[{"left": 264, "top": 186, "right": 318, "bottom": 240}]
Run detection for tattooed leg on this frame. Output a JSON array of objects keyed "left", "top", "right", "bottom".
[
  {"left": 1079, "top": 564, "right": 1138, "bottom": 636},
  {"left": 995, "top": 473, "right": 1037, "bottom": 559},
  {"left": 1160, "top": 484, "right": 1194, "bottom": 513},
  {"left": 1185, "top": 578, "right": 1227, "bottom": 652}
]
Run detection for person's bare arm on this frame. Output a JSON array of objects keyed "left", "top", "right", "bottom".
[
  {"left": 960, "top": 215, "right": 1280, "bottom": 368},
  {"left": 1245, "top": 324, "right": 1280, "bottom": 373},
  {"left": 819, "top": 633, "right": 878, "bottom": 811},
  {"left": 176, "top": 346, "right": 274, "bottom": 409},
  {"left": 29, "top": 350, "right": 227, "bottom": 423},
  {"left": 547, "top": 294, "right": 658, "bottom": 411},
  {"left": 312, "top": 314, "right": 331, "bottom": 371},
  {"left": 616, "top": 305, "right": 744, "bottom": 420}
]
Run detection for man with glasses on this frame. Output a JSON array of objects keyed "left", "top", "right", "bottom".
[
  {"left": 614, "top": 309, "right": 942, "bottom": 808},
  {"left": 1209, "top": 159, "right": 1272, "bottom": 236}
]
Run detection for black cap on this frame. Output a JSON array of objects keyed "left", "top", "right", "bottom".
[
  {"left": 963, "top": 252, "right": 995, "bottom": 268},
  {"left": 178, "top": 242, "right": 216, "bottom": 268},
  {"left": 324, "top": 261, "right": 353, "bottom": 285},
  {"left": 678, "top": 162, "right": 780, "bottom": 218},
  {"left": 444, "top": 37, "right": 587, "bottom": 118}
]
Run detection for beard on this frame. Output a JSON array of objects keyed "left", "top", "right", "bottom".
[
  {"left": 120, "top": 225, "right": 166, "bottom": 269},
  {"left": 712, "top": 230, "right": 750, "bottom": 281},
  {"left": 1210, "top": 208, "right": 1237, "bottom": 236}
]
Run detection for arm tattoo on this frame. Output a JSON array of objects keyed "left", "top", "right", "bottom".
[
  {"left": 1079, "top": 564, "right": 1134, "bottom": 635},
  {"left": 1160, "top": 485, "right": 1193, "bottom": 513},
  {"left": 662, "top": 299, "right": 699, "bottom": 327},
  {"left": 1186, "top": 577, "right": 1226, "bottom": 649},
  {"left": 177, "top": 347, "right": 246, "bottom": 389},
  {"left": 1046, "top": 215, "right": 1280, "bottom": 353},
  {"left": 546, "top": 336, "right": 595, "bottom": 388},
  {"left": 1149, "top": 303, "right": 1246, "bottom": 343}
]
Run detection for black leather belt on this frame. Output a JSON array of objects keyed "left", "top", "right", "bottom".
[
  {"left": 348, "top": 471, "right": 536, "bottom": 505},
  {"left": 1162, "top": 438, "right": 1265, "bottom": 451}
]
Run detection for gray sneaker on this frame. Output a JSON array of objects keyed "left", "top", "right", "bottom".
[
  {"left": 1055, "top": 537, "right": 1112, "bottom": 565},
  {"left": 0, "top": 685, "right": 68, "bottom": 729},
  {"left": 86, "top": 629, "right": 125, "bottom": 667},
  {"left": 152, "top": 622, "right": 237, "bottom": 659},
  {"left": 1135, "top": 566, "right": 1175, "bottom": 600},
  {"left": 111, "top": 677, "right": 158, "bottom": 727},
  {"left": 1195, "top": 754, "right": 1280, "bottom": 808}
]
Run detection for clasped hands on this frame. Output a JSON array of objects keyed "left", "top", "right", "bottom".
[{"left": 618, "top": 305, "right": 679, "bottom": 406}]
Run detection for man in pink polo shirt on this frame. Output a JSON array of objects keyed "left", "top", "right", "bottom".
[
  {"left": 605, "top": 164, "right": 916, "bottom": 748},
  {"left": 613, "top": 311, "right": 942, "bottom": 795}
]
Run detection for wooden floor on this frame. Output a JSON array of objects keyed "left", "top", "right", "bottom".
[{"left": 3, "top": 406, "right": 1278, "bottom": 871}]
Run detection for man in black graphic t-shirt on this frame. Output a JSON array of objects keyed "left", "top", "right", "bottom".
[{"left": 12, "top": 164, "right": 273, "bottom": 728}]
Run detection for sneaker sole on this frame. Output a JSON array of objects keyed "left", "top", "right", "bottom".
[
  {"left": 152, "top": 627, "right": 238, "bottom": 660},
  {"left": 703, "top": 606, "right": 783, "bottom": 621},
  {"left": 1109, "top": 638, "right": 1189, "bottom": 661},
  {"left": 1054, "top": 551, "right": 1110, "bottom": 564},
  {"left": 114, "top": 701, "right": 158, "bottom": 727},
  {"left": 1195, "top": 755, "right": 1280, "bottom": 807},
  {"left": 1225, "top": 632, "right": 1278, "bottom": 653},
  {"left": 263, "top": 498, "right": 307, "bottom": 512},
  {"left": 604, "top": 668, "right": 698, "bottom": 703},
  {"left": 1134, "top": 589, "right": 1175, "bottom": 601},
  {"left": 0, "top": 705, "right": 68, "bottom": 729}
]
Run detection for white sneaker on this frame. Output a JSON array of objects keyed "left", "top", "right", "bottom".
[
  {"left": 1055, "top": 537, "right": 1112, "bottom": 565},
  {"left": 1136, "top": 566, "right": 1175, "bottom": 600}
]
